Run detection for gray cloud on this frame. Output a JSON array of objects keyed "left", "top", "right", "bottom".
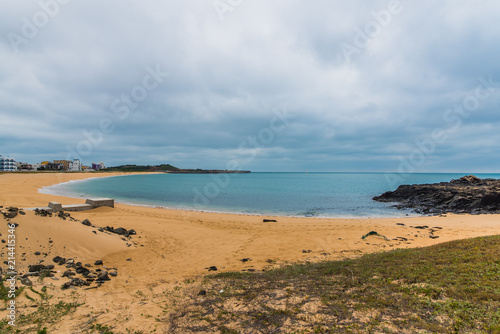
[{"left": 1, "top": 0, "right": 500, "bottom": 172}]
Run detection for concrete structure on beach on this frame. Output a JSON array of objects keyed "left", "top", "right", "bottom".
[{"left": 30, "top": 198, "right": 115, "bottom": 213}]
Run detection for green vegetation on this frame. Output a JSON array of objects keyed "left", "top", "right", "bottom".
[
  {"left": 104, "top": 164, "right": 180, "bottom": 172},
  {"left": 0, "top": 286, "right": 82, "bottom": 334},
  {"left": 168, "top": 235, "right": 500, "bottom": 333}
]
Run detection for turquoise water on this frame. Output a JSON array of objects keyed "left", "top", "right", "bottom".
[{"left": 41, "top": 172, "right": 500, "bottom": 218}]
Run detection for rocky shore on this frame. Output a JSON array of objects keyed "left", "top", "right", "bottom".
[{"left": 373, "top": 175, "right": 500, "bottom": 215}]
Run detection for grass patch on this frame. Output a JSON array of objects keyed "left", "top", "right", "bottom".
[
  {"left": 168, "top": 235, "right": 500, "bottom": 333},
  {"left": 0, "top": 300, "right": 82, "bottom": 333}
]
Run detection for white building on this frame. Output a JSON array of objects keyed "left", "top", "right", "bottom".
[
  {"left": 0, "top": 155, "right": 17, "bottom": 172},
  {"left": 68, "top": 159, "right": 82, "bottom": 172}
]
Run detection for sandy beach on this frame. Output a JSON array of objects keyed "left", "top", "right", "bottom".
[{"left": 1, "top": 172, "right": 500, "bottom": 332}]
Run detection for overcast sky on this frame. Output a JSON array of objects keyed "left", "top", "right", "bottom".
[{"left": 1, "top": 0, "right": 500, "bottom": 172}]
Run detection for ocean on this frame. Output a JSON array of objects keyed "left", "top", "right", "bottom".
[{"left": 40, "top": 172, "right": 500, "bottom": 218}]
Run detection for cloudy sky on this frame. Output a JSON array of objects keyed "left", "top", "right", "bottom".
[{"left": 1, "top": 0, "right": 500, "bottom": 172}]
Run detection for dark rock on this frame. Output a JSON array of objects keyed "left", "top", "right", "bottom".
[
  {"left": 127, "top": 229, "right": 137, "bottom": 235},
  {"left": 3, "top": 208, "right": 18, "bottom": 219},
  {"left": 198, "top": 290, "right": 207, "bottom": 296},
  {"left": 19, "top": 211, "right": 26, "bottom": 216},
  {"left": 34, "top": 208, "right": 52, "bottom": 217},
  {"left": 114, "top": 227, "right": 128, "bottom": 236},
  {"left": 40, "top": 269, "right": 54, "bottom": 277},
  {"left": 62, "top": 270, "right": 76, "bottom": 277},
  {"left": 97, "top": 272, "right": 110, "bottom": 281},
  {"left": 373, "top": 175, "right": 500, "bottom": 215},
  {"left": 76, "top": 267, "right": 90, "bottom": 275},
  {"left": 20, "top": 277, "right": 33, "bottom": 286},
  {"left": 263, "top": 219, "right": 277, "bottom": 222},
  {"left": 207, "top": 266, "right": 218, "bottom": 272},
  {"left": 81, "top": 219, "right": 92, "bottom": 226},
  {"left": 28, "top": 264, "right": 46, "bottom": 273},
  {"left": 94, "top": 260, "right": 103, "bottom": 266},
  {"left": 361, "top": 231, "right": 389, "bottom": 240},
  {"left": 64, "top": 277, "right": 90, "bottom": 288},
  {"left": 34, "top": 252, "right": 41, "bottom": 256},
  {"left": 46, "top": 265, "right": 55, "bottom": 270},
  {"left": 109, "top": 271, "right": 117, "bottom": 277},
  {"left": 240, "top": 258, "right": 252, "bottom": 263}
]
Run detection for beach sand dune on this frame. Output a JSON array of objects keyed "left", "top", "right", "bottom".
[{"left": 1, "top": 172, "right": 499, "bottom": 332}]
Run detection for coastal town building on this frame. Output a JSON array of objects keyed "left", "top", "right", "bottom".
[
  {"left": 46, "top": 162, "right": 64, "bottom": 171},
  {"left": 68, "top": 159, "right": 82, "bottom": 172},
  {"left": 54, "top": 160, "right": 71, "bottom": 171},
  {"left": 0, "top": 155, "right": 17, "bottom": 171},
  {"left": 92, "top": 162, "right": 106, "bottom": 170},
  {"left": 16, "top": 162, "right": 34, "bottom": 171}
]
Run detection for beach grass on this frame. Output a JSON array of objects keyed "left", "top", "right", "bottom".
[{"left": 168, "top": 235, "right": 500, "bottom": 333}]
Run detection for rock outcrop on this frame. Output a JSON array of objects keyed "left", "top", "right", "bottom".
[{"left": 373, "top": 175, "right": 500, "bottom": 215}]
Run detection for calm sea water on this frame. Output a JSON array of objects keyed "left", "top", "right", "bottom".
[{"left": 40, "top": 173, "right": 500, "bottom": 218}]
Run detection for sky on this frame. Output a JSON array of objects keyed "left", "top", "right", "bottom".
[{"left": 1, "top": 0, "right": 500, "bottom": 172}]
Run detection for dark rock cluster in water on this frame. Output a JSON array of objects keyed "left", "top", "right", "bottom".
[{"left": 373, "top": 175, "right": 500, "bottom": 215}]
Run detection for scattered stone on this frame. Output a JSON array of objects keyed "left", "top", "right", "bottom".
[
  {"left": 413, "top": 226, "right": 429, "bottom": 230},
  {"left": 62, "top": 278, "right": 90, "bottom": 289},
  {"left": 207, "top": 266, "right": 218, "bottom": 272},
  {"left": 19, "top": 211, "right": 26, "bottom": 216},
  {"left": 3, "top": 207, "right": 18, "bottom": 219},
  {"left": 396, "top": 223, "right": 405, "bottom": 226},
  {"left": 97, "top": 272, "right": 110, "bottom": 281},
  {"left": 57, "top": 211, "right": 73, "bottom": 220},
  {"left": 430, "top": 235, "right": 440, "bottom": 239},
  {"left": 198, "top": 290, "right": 207, "bottom": 296},
  {"left": 81, "top": 219, "right": 92, "bottom": 226},
  {"left": 76, "top": 267, "right": 90, "bottom": 275},
  {"left": 34, "top": 208, "right": 52, "bottom": 217},
  {"left": 28, "top": 264, "right": 46, "bottom": 273},
  {"left": 94, "top": 260, "right": 103, "bottom": 266},
  {"left": 34, "top": 252, "right": 41, "bottom": 256},
  {"left": 128, "top": 229, "right": 137, "bottom": 235},
  {"left": 62, "top": 270, "right": 75, "bottom": 278},
  {"left": 263, "top": 219, "right": 277, "bottom": 222},
  {"left": 20, "top": 277, "right": 33, "bottom": 286},
  {"left": 109, "top": 271, "right": 118, "bottom": 277},
  {"left": 361, "top": 231, "right": 390, "bottom": 241},
  {"left": 302, "top": 250, "right": 312, "bottom": 253},
  {"left": 240, "top": 258, "right": 252, "bottom": 263},
  {"left": 126, "top": 258, "right": 132, "bottom": 262}
]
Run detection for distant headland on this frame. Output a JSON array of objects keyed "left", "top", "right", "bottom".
[{"left": 104, "top": 164, "right": 251, "bottom": 174}]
